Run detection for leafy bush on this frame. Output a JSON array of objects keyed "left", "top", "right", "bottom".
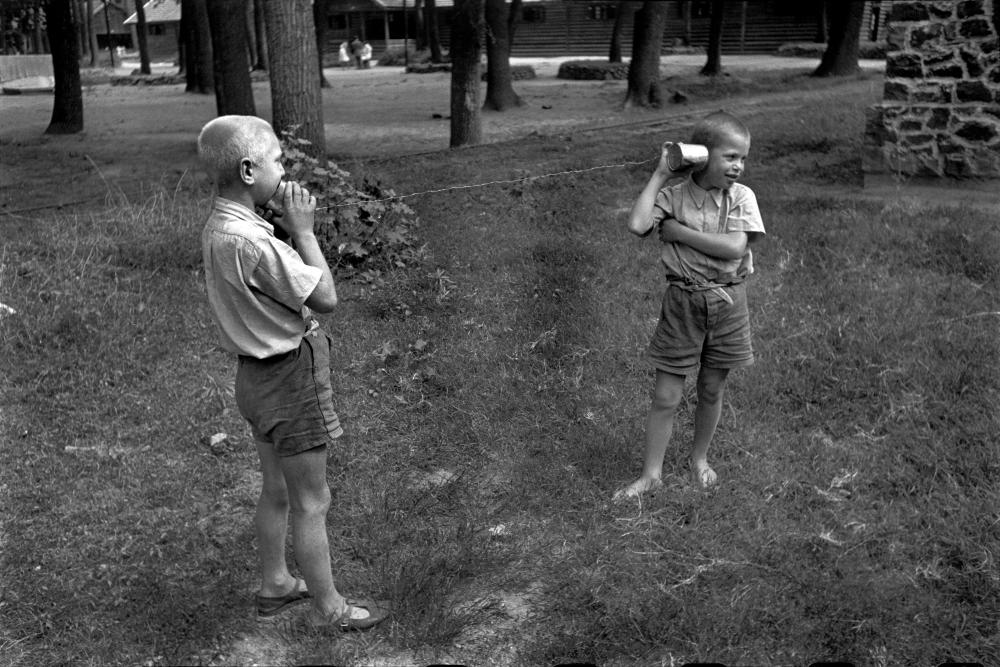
[
  {"left": 378, "top": 46, "right": 440, "bottom": 67},
  {"left": 279, "top": 128, "right": 423, "bottom": 281},
  {"left": 407, "top": 62, "right": 453, "bottom": 74},
  {"left": 557, "top": 60, "right": 629, "bottom": 80},
  {"left": 480, "top": 64, "right": 536, "bottom": 81}
]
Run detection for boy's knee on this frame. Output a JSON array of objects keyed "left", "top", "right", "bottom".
[
  {"left": 261, "top": 473, "right": 289, "bottom": 497},
  {"left": 292, "top": 484, "right": 331, "bottom": 517},
  {"left": 650, "top": 389, "right": 683, "bottom": 414},
  {"left": 261, "top": 483, "right": 290, "bottom": 510},
  {"left": 697, "top": 376, "right": 728, "bottom": 404}
]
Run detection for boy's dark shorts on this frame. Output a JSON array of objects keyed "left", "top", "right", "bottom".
[
  {"left": 647, "top": 282, "right": 754, "bottom": 376},
  {"left": 235, "top": 328, "right": 344, "bottom": 457}
]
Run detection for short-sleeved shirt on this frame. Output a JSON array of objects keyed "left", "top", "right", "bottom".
[
  {"left": 201, "top": 197, "right": 321, "bottom": 359},
  {"left": 652, "top": 179, "right": 765, "bottom": 284}
]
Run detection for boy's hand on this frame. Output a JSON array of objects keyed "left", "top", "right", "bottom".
[
  {"left": 659, "top": 219, "right": 686, "bottom": 243},
  {"left": 653, "top": 141, "right": 673, "bottom": 178},
  {"left": 270, "top": 181, "right": 316, "bottom": 240},
  {"left": 655, "top": 141, "right": 694, "bottom": 178}
]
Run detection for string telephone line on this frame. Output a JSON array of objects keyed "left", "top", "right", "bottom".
[
  {"left": 314, "top": 157, "right": 657, "bottom": 211},
  {"left": 0, "top": 157, "right": 657, "bottom": 219}
]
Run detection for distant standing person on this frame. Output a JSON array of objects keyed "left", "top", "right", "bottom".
[
  {"left": 614, "top": 111, "right": 765, "bottom": 499},
  {"left": 350, "top": 35, "right": 363, "bottom": 69},
  {"left": 197, "top": 115, "right": 389, "bottom": 631},
  {"left": 338, "top": 41, "right": 350, "bottom": 67},
  {"left": 361, "top": 41, "right": 373, "bottom": 68}
]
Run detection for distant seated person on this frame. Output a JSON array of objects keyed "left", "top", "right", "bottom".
[
  {"left": 338, "top": 41, "right": 350, "bottom": 67},
  {"left": 361, "top": 42, "right": 372, "bottom": 68}
]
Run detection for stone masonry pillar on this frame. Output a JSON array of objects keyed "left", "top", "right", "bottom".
[{"left": 863, "top": 0, "right": 1000, "bottom": 186}]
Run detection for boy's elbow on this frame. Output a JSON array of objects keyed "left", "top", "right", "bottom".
[
  {"left": 727, "top": 234, "right": 749, "bottom": 258},
  {"left": 627, "top": 218, "right": 652, "bottom": 237},
  {"left": 309, "top": 296, "right": 338, "bottom": 313},
  {"left": 305, "top": 285, "right": 338, "bottom": 313},
  {"left": 726, "top": 245, "right": 747, "bottom": 260}
]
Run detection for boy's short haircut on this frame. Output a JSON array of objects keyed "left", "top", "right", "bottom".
[
  {"left": 689, "top": 111, "right": 750, "bottom": 150},
  {"left": 197, "top": 115, "right": 275, "bottom": 185}
]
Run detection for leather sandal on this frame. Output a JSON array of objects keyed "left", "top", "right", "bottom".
[
  {"left": 309, "top": 598, "right": 390, "bottom": 632},
  {"left": 255, "top": 579, "right": 311, "bottom": 617}
]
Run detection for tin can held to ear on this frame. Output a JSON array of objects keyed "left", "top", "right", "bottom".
[{"left": 664, "top": 142, "right": 709, "bottom": 171}]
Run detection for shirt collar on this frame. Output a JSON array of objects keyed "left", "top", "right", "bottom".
[
  {"left": 683, "top": 177, "right": 724, "bottom": 210},
  {"left": 213, "top": 196, "right": 274, "bottom": 235}
]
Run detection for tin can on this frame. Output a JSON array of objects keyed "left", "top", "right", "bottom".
[{"left": 664, "top": 142, "right": 709, "bottom": 171}]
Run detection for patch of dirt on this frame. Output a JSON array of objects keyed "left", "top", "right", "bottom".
[{"left": 0, "top": 56, "right": 851, "bottom": 218}]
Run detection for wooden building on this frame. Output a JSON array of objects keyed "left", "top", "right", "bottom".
[
  {"left": 318, "top": 0, "right": 862, "bottom": 58},
  {"left": 92, "top": 0, "right": 134, "bottom": 50},
  {"left": 123, "top": 0, "right": 182, "bottom": 62}
]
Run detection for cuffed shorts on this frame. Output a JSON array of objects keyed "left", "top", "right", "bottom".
[
  {"left": 235, "top": 328, "right": 344, "bottom": 457},
  {"left": 646, "top": 282, "right": 754, "bottom": 376}
]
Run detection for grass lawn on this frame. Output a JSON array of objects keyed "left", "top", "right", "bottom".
[{"left": 1, "top": 68, "right": 998, "bottom": 666}]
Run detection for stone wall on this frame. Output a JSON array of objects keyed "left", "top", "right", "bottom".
[{"left": 863, "top": 0, "right": 1000, "bottom": 182}]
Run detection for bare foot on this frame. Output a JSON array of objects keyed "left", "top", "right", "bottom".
[
  {"left": 691, "top": 461, "right": 717, "bottom": 489},
  {"left": 613, "top": 476, "right": 663, "bottom": 500}
]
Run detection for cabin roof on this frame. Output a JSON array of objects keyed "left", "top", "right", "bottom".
[{"left": 123, "top": 0, "right": 180, "bottom": 25}]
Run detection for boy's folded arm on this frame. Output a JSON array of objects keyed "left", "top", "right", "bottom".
[{"left": 663, "top": 221, "right": 748, "bottom": 259}]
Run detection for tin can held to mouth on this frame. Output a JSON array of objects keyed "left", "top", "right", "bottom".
[{"left": 664, "top": 142, "right": 709, "bottom": 171}]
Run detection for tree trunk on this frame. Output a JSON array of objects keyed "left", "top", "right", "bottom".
[
  {"left": 45, "top": 0, "right": 84, "bottom": 134},
  {"left": 700, "top": 0, "right": 724, "bottom": 75},
  {"left": 244, "top": 0, "right": 257, "bottom": 70},
  {"left": 176, "top": 14, "right": 185, "bottom": 74},
  {"left": 181, "top": 0, "right": 196, "bottom": 84},
  {"left": 608, "top": 1, "right": 634, "bottom": 63},
  {"left": 415, "top": 0, "right": 427, "bottom": 50},
  {"left": 206, "top": 0, "right": 255, "bottom": 116},
  {"left": 134, "top": 0, "right": 150, "bottom": 74},
  {"left": 264, "top": 0, "right": 326, "bottom": 155},
  {"left": 182, "top": 0, "right": 213, "bottom": 93},
  {"left": 508, "top": 0, "right": 521, "bottom": 50},
  {"left": 252, "top": 0, "right": 268, "bottom": 70},
  {"left": 623, "top": 1, "right": 666, "bottom": 109},
  {"left": 313, "top": 0, "right": 331, "bottom": 88},
  {"left": 812, "top": 0, "right": 863, "bottom": 77},
  {"left": 85, "top": 0, "right": 97, "bottom": 66},
  {"left": 682, "top": 0, "right": 691, "bottom": 46},
  {"left": 449, "top": 0, "right": 483, "bottom": 147},
  {"left": 73, "top": 0, "right": 85, "bottom": 60},
  {"left": 814, "top": 0, "right": 828, "bottom": 43},
  {"left": 101, "top": 0, "right": 115, "bottom": 67},
  {"left": 33, "top": 7, "right": 44, "bottom": 53},
  {"left": 483, "top": 0, "right": 520, "bottom": 111},
  {"left": 427, "top": 0, "right": 442, "bottom": 63}
]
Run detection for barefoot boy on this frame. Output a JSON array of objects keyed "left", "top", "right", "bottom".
[
  {"left": 198, "top": 115, "right": 387, "bottom": 630},
  {"left": 615, "top": 111, "right": 764, "bottom": 498}
]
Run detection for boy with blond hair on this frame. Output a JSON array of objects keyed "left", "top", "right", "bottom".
[
  {"left": 615, "top": 111, "right": 764, "bottom": 499},
  {"left": 198, "top": 115, "right": 387, "bottom": 630}
]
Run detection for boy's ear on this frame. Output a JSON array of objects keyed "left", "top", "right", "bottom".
[{"left": 239, "top": 157, "right": 255, "bottom": 186}]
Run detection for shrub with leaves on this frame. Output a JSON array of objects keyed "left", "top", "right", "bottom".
[
  {"left": 279, "top": 127, "right": 423, "bottom": 281},
  {"left": 557, "top": 60, "right": 630, "bottom": 80},
  {"left": 378, "top": 46, "right": 440, "bottom": 67}
]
